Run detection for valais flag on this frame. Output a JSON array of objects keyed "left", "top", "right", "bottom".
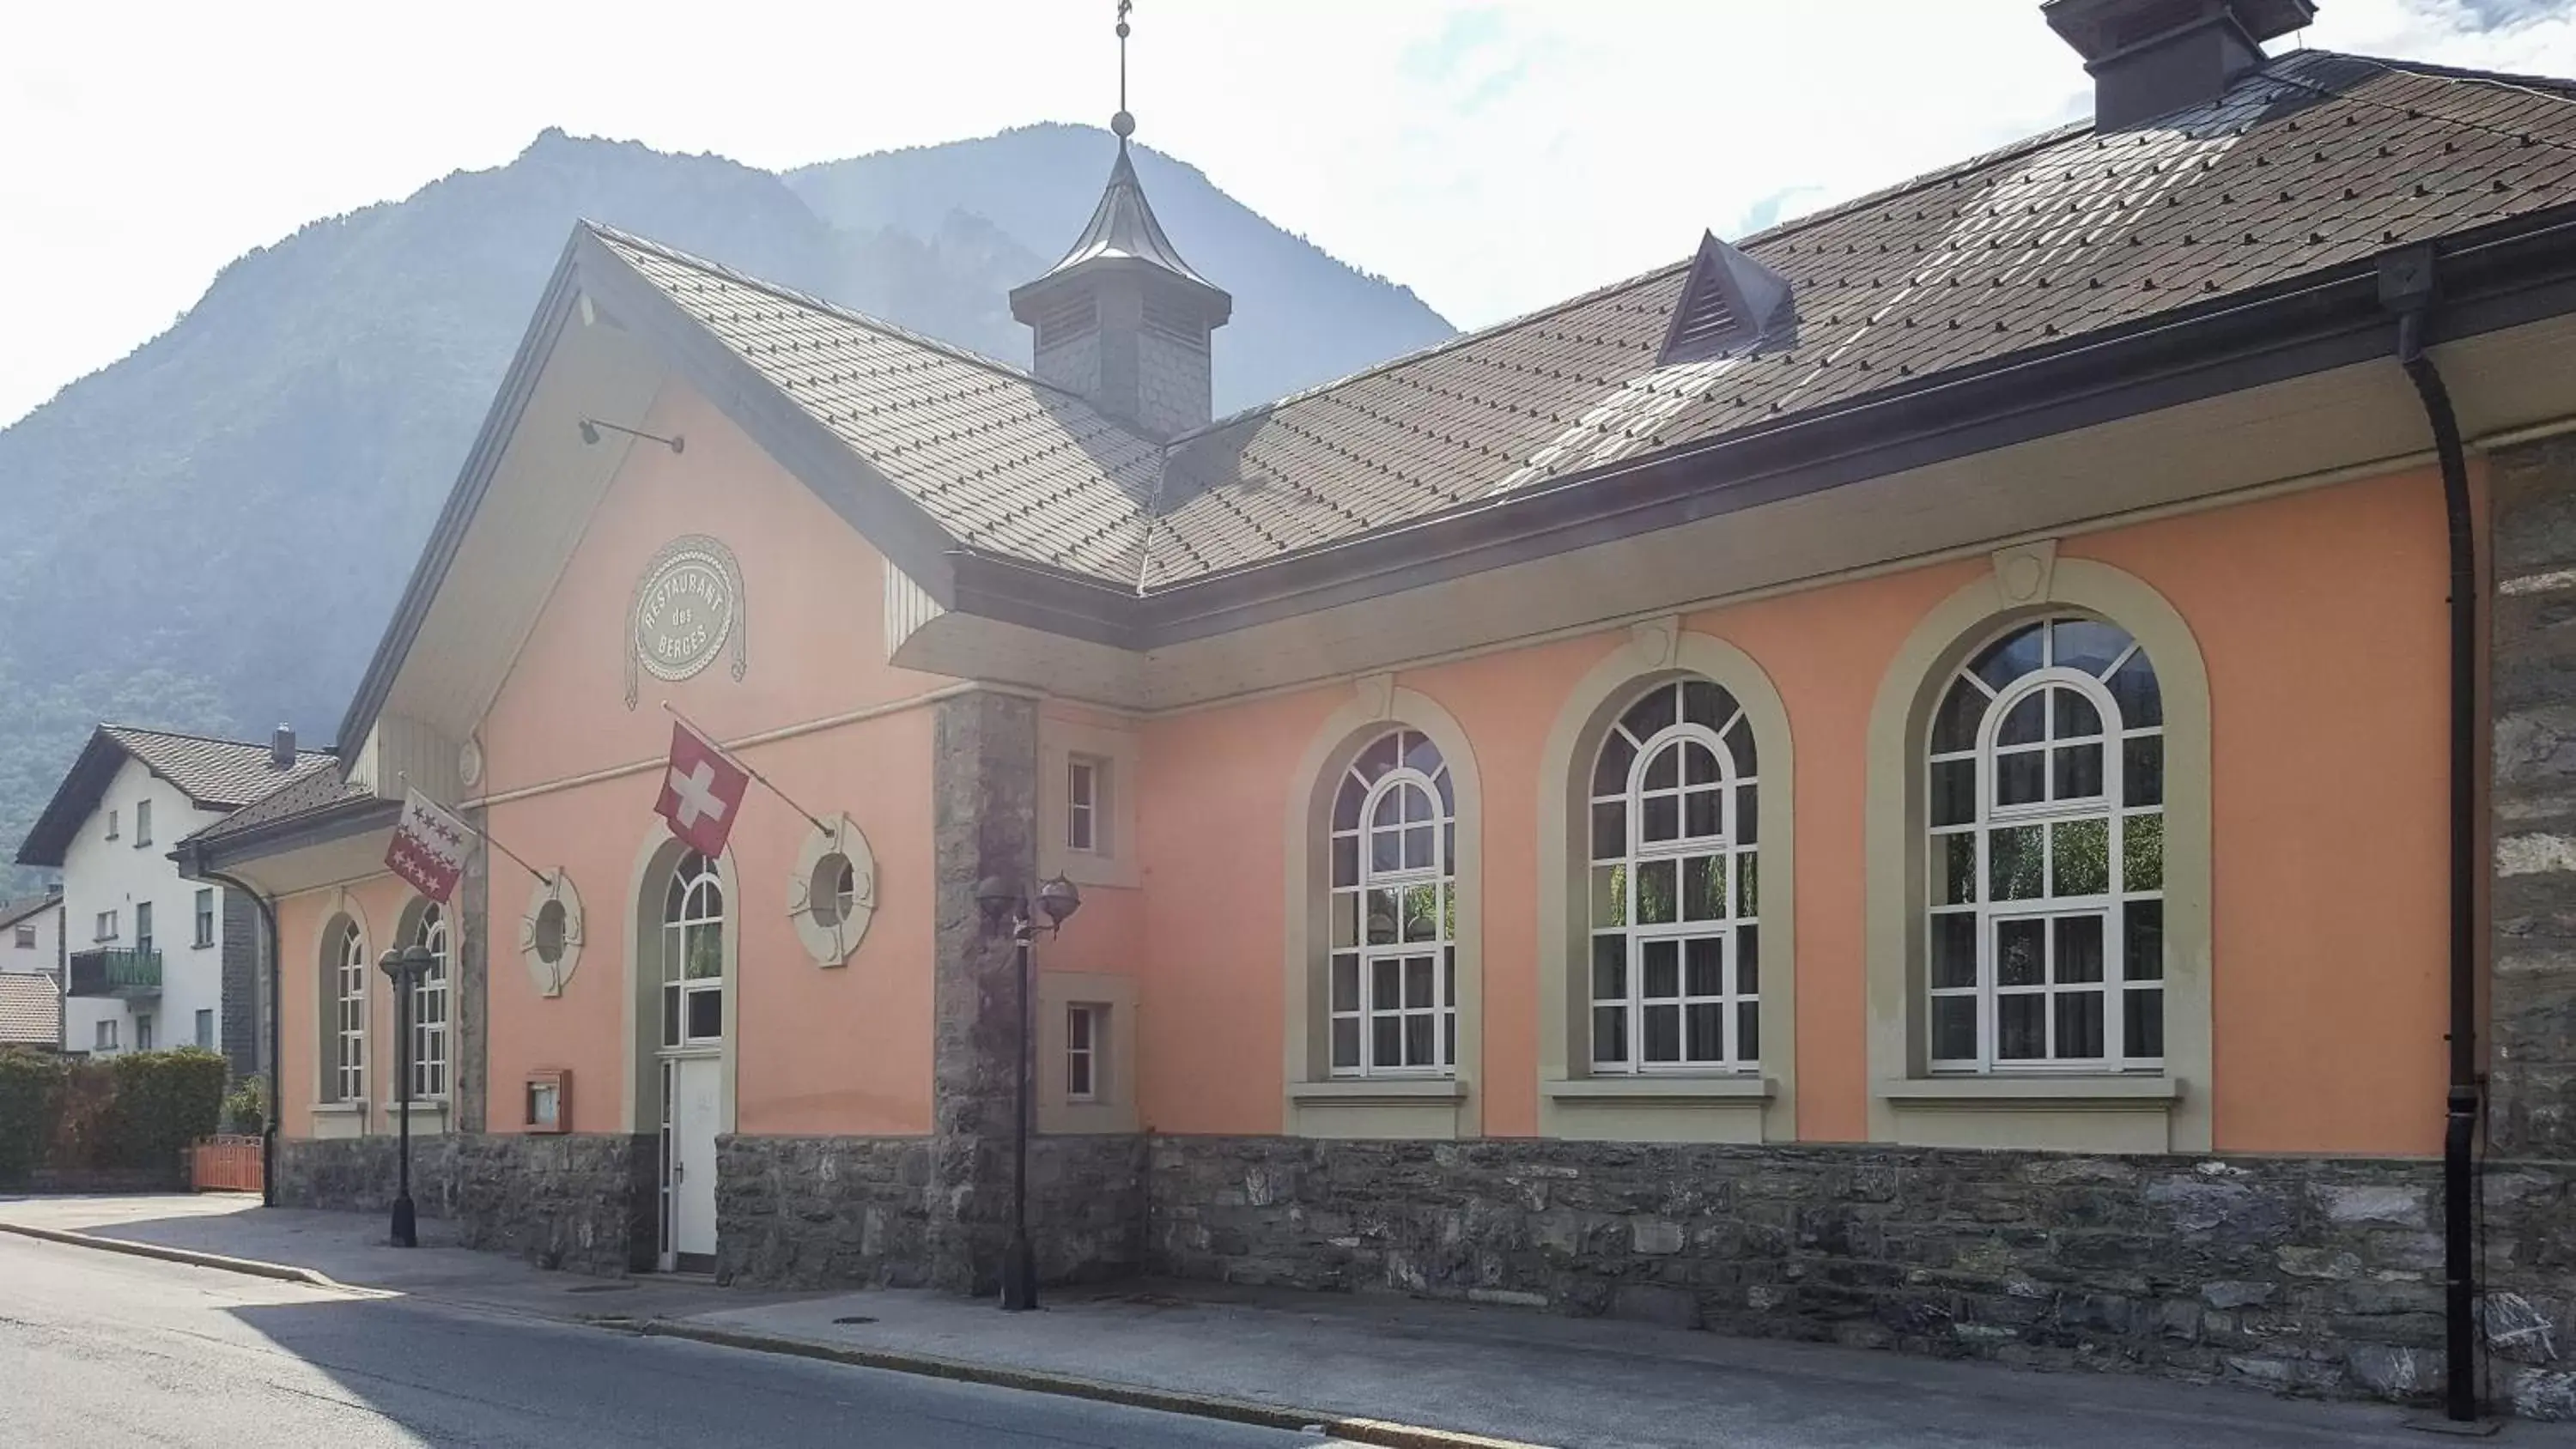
[
  {"left": 657, "top": 722, "right": 750, "bottom": 858},
  {"left": 386, "top": 788, "right": 472, "bottom": 902}
]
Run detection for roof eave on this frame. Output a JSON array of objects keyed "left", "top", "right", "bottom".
[{"left": 174, "top": 794, "right": 400, "bottom": 881}]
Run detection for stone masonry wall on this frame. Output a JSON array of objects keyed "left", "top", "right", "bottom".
[
  {"left": 714, "top": 1132, "right": 1145, "bottom": 1290},
  {"left": 2491, "top": 433, "right": 2576, "bottom": 1161},
  {"left": 277, "top": 1132, "right": 655, "bottom": 1276},
  {"left": 927, "top": 689, "right": 1041, "bottom": 1294},
  {"left": 1150, "top": 1137, "right": 2576, "bottom": 1418}
]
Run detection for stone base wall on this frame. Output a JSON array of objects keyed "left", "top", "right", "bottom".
[
  {"left": 276, "top": 1132, "right": 653, "bottom": 1275},
  {"left": 1148, "top": 1137, "right": 2576, "bottom": 1418},
  {"left": 715, "top": 1131, "right": 1146, "bottom": 1291}
]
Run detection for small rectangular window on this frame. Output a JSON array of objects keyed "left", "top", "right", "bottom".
[
  {"left": 12, "top": 925, "right": 32, "bottom": 949},
  {"left": 1066, "top": 1004, "right": 1101, "bottom": 1101},
  {"left": 95, "top": 1019, "right": 116, "bottom": 1051},
  {"left": 135, "top": 901, "right": 154, "bottom": 954},
  {"left": 194, "top": 1009, "right": 214, "bottom": 1049},
  {"left": 135, "top": 1014, "right": 154, "bottom": 1052},
  {"left": 1067, "top": 757, "right": 1102, "bottom": 853},
  {"left": 194, "top": 888, "right": 216, "bottom": 949},
  {"left": 106, "top": 809, "right": 118, "bottom": 840},
  {"left": 95, "top": 910, "right": 117, "bottom": 942},
  {"left": 135, "top": 799, "right": 152, "bottom": 847}
]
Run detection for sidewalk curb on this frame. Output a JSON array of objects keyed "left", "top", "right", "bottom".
[
  {"left": 620, "top": 1319, "right": 1552, "bottom": 1449},
  {"left": 0, "top": 1220, "right": 344, "bottom": 1289}
]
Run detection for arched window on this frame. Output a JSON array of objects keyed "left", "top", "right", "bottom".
[
  {"left": 662, "top": 849, "right": 726, "bottom": 1047},
  {"left": 1588, "top": 678, "right": 1760, "bottom": 1072},
  {"left": 1327, "top": 730, "right": 1455, "bottom": 1076},
  {"left": 410, "top": 904, "right": 449, "bottom": 1100},
  {"left": 1926, "top": 615, "right": 2163, "bottom": 1070},
  {"left": 331, "top": 919, "right": 367, "bottom": 1103}
]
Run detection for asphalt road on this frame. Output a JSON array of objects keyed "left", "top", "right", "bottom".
[{"left": 0, "top": 1233, "right": 1344, "bottom": 1448}]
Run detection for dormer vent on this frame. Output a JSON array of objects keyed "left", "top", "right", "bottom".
[{"left": 1656, "top": 232, "right": 1797, "bottom": 368}]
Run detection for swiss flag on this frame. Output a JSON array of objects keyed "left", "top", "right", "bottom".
[{"left": 656, "top": 723, "right": 750, "bottom": 858}]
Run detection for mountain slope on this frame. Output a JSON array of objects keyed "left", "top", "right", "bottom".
[{"left": 0, "top": 127, "right": 1453, "bottom": 886}]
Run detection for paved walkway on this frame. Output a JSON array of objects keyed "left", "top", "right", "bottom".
[{"left": 4, "top": 1193, "right": 2569, "bottom": 1449}]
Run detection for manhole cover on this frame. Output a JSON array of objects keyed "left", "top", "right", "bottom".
[
  {"left": 567, "top": 1282, "right": 640, "bottom": 1294},
  {"left": 832, "top": 1315, "right": 878, "bottom": 1325}
]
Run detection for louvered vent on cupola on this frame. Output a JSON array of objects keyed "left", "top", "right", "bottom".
[{"left": 1656, "top": 231, "right": 1796, "bottom": 367}]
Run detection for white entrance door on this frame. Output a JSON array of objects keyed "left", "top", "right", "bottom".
[{"left": 663, "top": 1055, "right": 720, "bottom": 1269}]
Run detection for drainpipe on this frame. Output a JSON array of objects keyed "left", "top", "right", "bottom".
[
  {"left": 193, "top": 861, "right": 281, "bottom": 1210},
  {"left": 2378, "top": 244, "right": 2482, "bottom": 1426}
]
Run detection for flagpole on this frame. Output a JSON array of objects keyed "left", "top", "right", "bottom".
[
  {"left": 660, "top": 701, "right": 835, "bottom": 837},
  {"left": 398, "top": 773, "right": 553, "bottom": 889}
]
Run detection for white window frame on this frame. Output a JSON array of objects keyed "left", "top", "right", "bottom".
[
  {"left": 134, "top": 798, "right": 151, "bottom": 847},
  {"left": 106, "top": 809, "right": 118, "bottom": 841},
  {"left": 194, "top": 888, "right": 216, "bottom": 949},
  {"left": 194, "top": 1009, "right": 214, "bottom": 1050},
  {"left": 14, "top": 925, "right": 33, "bottom": 949},
  {"left": 94, "top": 909, "right": 116, "bottom": 943},
  {"left": 134, "top": 900, "right": 153, "bottom": 955},
  {"left": 661, "top": 850, "right": 726, "bottom": 1050},
  {"left": 1587, "top": 679, "right": 1762, "bottom": 1076},
  {"left": 1066, "top": 1003, "right": 1101, "bottom": 1101},
  {"left": 135, "top": 1014, "right": 153, "bottom": 1052},
  {"left": 333, "top": 919, "right": 368, "bottom": 1103},
  {"left": 95, "top": 1019, "right": 116, "bottom": 1052},
  {"left": 1066, "top": 756, "right": 1103, "bottom": 854},
  {"left": 410, "top": 904, "right": 450, "bottom": 1100},
  {"left": 1325, "top": 730, "right": 1457, "bottom": 1079},
  {"left": 1925, "top": 617, "right": 2165, "bottom": 1076}
]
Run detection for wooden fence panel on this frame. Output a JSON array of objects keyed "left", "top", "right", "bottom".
[{"left": 189, "top": 1135, "right": 264, "bottom": 1194}]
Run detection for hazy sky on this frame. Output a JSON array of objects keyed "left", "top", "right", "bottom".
[{"left": 4, "top": 0, "right": 2574, "bottom": 427}]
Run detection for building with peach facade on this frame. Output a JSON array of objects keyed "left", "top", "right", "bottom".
[{"left": 176, "top": 3, "right": 2576, "bottom": 1417}]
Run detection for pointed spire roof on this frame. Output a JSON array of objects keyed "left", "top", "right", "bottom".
[{"left": 1032, "top": 138, "right": 1218, "bottom": 293}]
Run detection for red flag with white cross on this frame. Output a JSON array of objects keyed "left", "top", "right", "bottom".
[{"left": 656, "top": 722, "right": 750, "bottom": 858}]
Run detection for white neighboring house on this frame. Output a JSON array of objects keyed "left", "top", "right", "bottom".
[
  {"left": 13, "top": 725, "right": 332, "bottom": 1069},
  {"left": 0, "top": 890, "right": 64, "bottom": 975}
]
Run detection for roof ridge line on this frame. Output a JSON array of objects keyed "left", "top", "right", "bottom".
[
  {"left": 101, "top": 722, "right": 331, "bottom": 756},
  {"left": 581, "top": 221, "right": 1158, "bottom": 433}
]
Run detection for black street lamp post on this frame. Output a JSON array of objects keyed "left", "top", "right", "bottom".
[
  {"left": 975, "top": 873, "right": 1082, "bottom": 1312},
  {"left": 378, "top": 943, "right": 433, "bottom": 1248}
]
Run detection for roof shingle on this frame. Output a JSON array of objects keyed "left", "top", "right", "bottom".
[{"left": 0, "top": 975, "right": 60, "bottom": 1048}]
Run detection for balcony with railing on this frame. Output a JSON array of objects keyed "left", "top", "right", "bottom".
[{"left": 68, "top": 947, "right": 161, "bottom": 999}]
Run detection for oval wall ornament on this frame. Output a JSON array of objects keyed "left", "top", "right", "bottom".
[{"left": 625, "top": 536, "right": 748, "bottom": 709}]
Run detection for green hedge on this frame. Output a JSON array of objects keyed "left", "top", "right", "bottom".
[
  {"left": 0, "top": 1046, "right": 233, "bottom": 1185},
  {"left": 0, "top": 1051, "right": 64, "bottom": 1185}
]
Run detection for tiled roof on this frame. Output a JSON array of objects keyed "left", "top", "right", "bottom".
[
  {"left": 100, "top": 726, "right": 335, "bottom": 810},
  {"left": 179, "top": 765, "right": 382, "bottom": 849},
  {"left": 0, "top": 974, "right": 60, "bottom": 1047},
  {"left": 604, "top": 50, "right": 2576, "bottom": 594},
  {"left": 598, "top": 231, "right": 1170, "bottom": 585}
]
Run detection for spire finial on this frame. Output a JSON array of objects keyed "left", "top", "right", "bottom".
[{"left": 1111, "top": 1, "right": 1135, "bottom": 144}]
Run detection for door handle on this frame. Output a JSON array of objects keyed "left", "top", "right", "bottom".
[{"left": 673, "top": 1161, "right": 685, "bottom": 1182}]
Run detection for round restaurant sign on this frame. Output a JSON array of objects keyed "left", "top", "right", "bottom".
[{"left": 634, "top": 543, "right": 737, "bottom": 683}]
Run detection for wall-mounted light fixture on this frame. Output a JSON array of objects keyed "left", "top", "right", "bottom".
[{"left": 578, "top": 417, "right": 685, "bottom": 454}]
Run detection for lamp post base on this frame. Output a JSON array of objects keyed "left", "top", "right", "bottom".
[
  {"left": 999, "top": 1233, "right": 1037, "bottom": 1311},
  {"left": 391, "top": 1195, "right": 416, "bottom": 1249}
]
